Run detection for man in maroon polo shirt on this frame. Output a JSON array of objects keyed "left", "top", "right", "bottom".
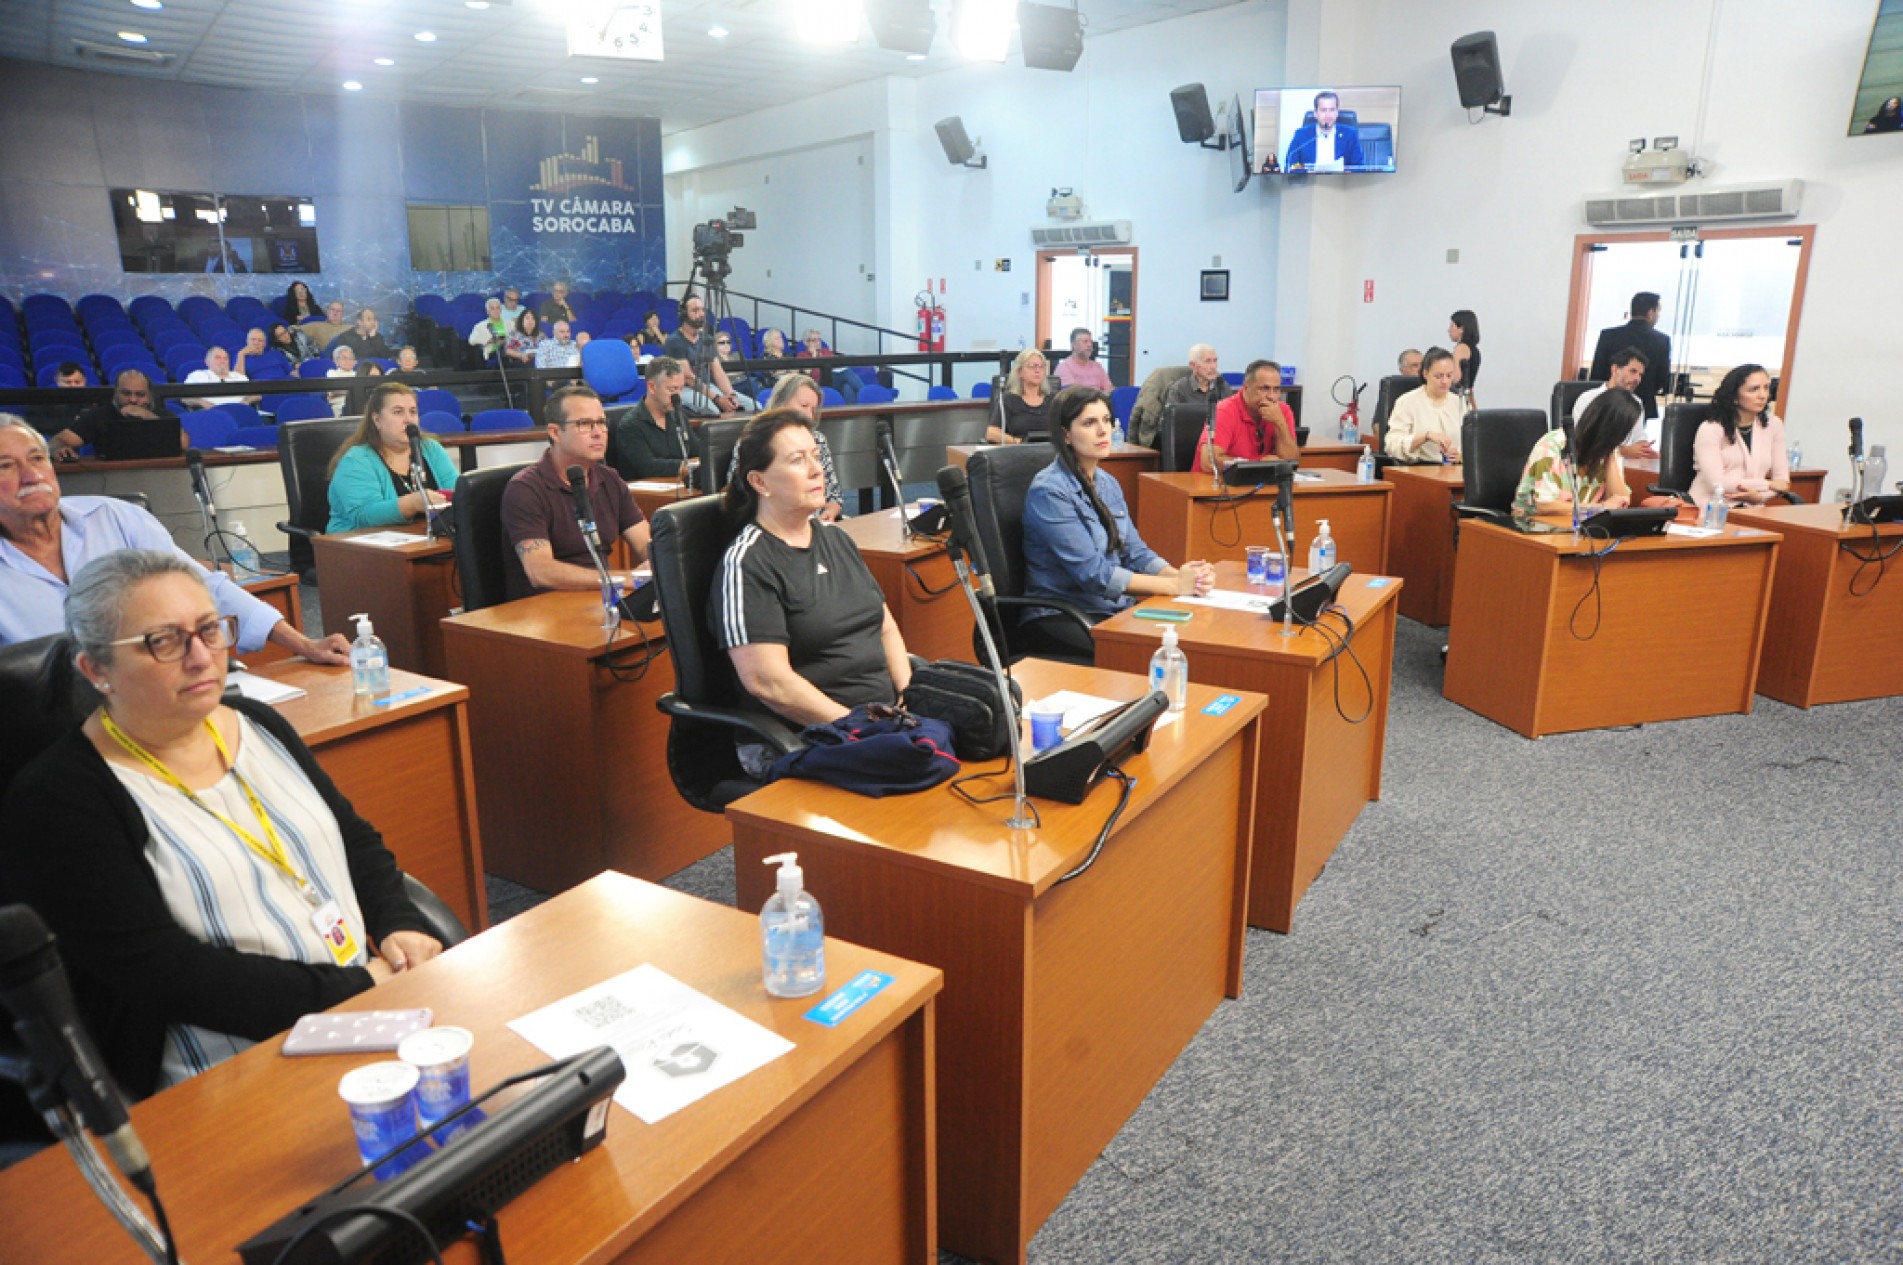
[{"left": 500, "top": 385, "right": 652, "bottom": 602}]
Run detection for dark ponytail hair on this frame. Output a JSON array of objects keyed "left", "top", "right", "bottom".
[
  {"left": 1045, "top": 386, "right": 1122, "bottom": 552},
  {"left": 722, "top": 408, "right": 820, "bottom": 530},
  {"left": 1450, "top": 309, "right": 1480, "bottom": 348}
]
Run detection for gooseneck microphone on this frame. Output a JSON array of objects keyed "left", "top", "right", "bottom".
[
  {"left": 876, "top": 416, "right": 918, "bottom": 536},
  {"left": 1849, "top": 416, "right": 1864, "bottom": 460},
  {"left": 185, "top": 446, "right": 213, "bottom": 511},
  {"left": 566, "top": 464, "right": 601, "bottom": 551},
  {"left": 0, "top": 906, "right": 152, "bottom": 1191},
  {"left": 935, "top": 465, "right": 995, "bottom": 600}
]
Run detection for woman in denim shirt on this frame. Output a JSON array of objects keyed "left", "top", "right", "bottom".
[{"left": 1021, "top": 388, "right": 1214, "bottom": 658}]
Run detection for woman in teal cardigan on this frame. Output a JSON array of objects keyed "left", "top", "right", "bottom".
[{"left": 325, "top": 382, "right": 460, "bottom": 532}]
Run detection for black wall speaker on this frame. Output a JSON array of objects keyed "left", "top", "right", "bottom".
[
  {"left": 1019, "top": 3, "right": 1084, "bottom": 72},
  {"left": 1170, "top": 83, "right": 1216, "bottom": 144},
  {"left": 935, "top": 116, "right": 979, "bottom": 166},
  {"left": 1450, "top": 31, "right": 1507, "bottom": 110},
  {"left": 867, "top": 0, "right": 935, "bottom": 55}
]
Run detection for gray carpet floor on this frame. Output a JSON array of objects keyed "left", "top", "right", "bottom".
[{"left": 311, "top": 582, "right": 1903, "bottom": 1263}]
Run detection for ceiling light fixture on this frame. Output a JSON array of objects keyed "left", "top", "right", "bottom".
[
  {"left": 129, "top": 0, "right": 163, "bottom": 10},
  {"left": 342, "top": 80, "right": 363, "bottom": 91},
  {"left": 414, "top": 30, "right": 438, "bottom": 42},
  {"left": 580, "top": 76, "right": 599, "bottom": 84},
  {"left": 794, "top": 0, "right": 864, "bottom": 44},
  {"left": 708, "top": 24, "right": 730, "bottom": 39},
  {"left": 952, "top": 0, "right": 1014, "bottom": 62},
  {"left": 374, "top": 57, "right": 395, "bottom": 66},
  {"left": 117, "top": 30, "right": 149, "bottom": 44},
  {"left": 907, "top": 52, "right": 926, "bottom": 60},
  {"left": 465, "top": 1, "right": 490, "bottom": 9}
]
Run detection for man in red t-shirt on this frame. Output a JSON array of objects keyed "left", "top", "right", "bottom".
[{"left": 1190, "top": 359, "right": 1299, "bottom": 474}]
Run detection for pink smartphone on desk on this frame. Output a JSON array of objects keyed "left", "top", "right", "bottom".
[{"left": 282, "top": 1009, "right": 433, "bottom": 1056}]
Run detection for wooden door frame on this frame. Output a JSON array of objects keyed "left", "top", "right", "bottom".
[
  {"left": 1562, "top": 224, "right": 1815, "bottom": 417},
  {"left": 1035, "top": 246, "right": 1139, "bottom": 387}
]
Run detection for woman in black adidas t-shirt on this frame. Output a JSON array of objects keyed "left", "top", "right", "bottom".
[{"left": 711, "top": 410, "right": 912, "bottom": 737}]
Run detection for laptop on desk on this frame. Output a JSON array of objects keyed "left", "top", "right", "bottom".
[{"left": 96, "top": 415, "right": 183, "bottom": 460}]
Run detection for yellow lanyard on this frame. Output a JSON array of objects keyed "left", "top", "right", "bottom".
[{"left": 101, "top": 711, "right": 320, "bottom": 907}]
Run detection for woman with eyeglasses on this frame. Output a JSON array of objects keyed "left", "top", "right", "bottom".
[{"left": 0, "top": 549, "right": 442, "bottom": 1100}]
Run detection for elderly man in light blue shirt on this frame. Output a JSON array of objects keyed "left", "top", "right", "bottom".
[{"left": 0, "top": 416, "right": 349, "bottom": 662}]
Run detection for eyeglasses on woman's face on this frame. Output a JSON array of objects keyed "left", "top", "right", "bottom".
[{"left": 108, "top": 614, "right": 240, "bottom": 663}]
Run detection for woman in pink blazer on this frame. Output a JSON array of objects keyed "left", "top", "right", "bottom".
[{"left": 1688, "top": 363, "right": 1790, "bottom": 506}]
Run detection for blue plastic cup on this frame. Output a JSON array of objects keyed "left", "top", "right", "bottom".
[
  {"left": 1029, "top": 701, "right": 1065, "bottom": 751},
  {"left": 339, "top": 1062, "right": 429, "bottom": 1181},
  {"left": 1247, "top": 546, "right": 1271, "bottom": 585},
  {"left": 398, "top": 1027, "right": 473, "bottom": 1128}
]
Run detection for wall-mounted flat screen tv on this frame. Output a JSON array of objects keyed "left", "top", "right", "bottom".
[
  {"left": 1252, "top": 87, "right": 1401, "bottom": 175},
  {"left": 1848, "top": 0, "right": 1903, "bottom": 136},
  {"left": 110, "top": 189, "right": 321, "bottom": 274}
]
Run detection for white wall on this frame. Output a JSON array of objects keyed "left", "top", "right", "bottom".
[
  {"left": 1306, "top": 0, "right": 1903, "bottom": 492},
  {"left": 666, "top": 3, "right": 1290, "bottom": 392}
]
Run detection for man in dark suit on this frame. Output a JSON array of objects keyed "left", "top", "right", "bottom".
[
  {"left": 1284, "top": 90, "right": 1365, "bottom": 172},
  {"left": 1589, "top": 291, "right": 1672, "bottom": 418}
]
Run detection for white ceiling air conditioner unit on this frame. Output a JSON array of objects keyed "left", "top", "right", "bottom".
[
  {"left": 1030, "top": 220, "right": 1133, "bottom": 247},
  {"left": 1584, "top": 180, "right": 1802, "bottom": 228}
]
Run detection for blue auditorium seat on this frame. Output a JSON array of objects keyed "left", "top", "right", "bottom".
[
  {"left": 184, "top": 412, "right": 238, "bottom": 448},
  {"left": 416, "top": 388, "right": 461, "bottom": 419},
  {"left": 580, "top": 338, "right": 642, "bottom": 403},
  {"left": 927, "top": 385, "right": 959, "bottom": 401},
  {"left": 227, "top": 425, "right": 280, "bottom": 450},
  {"left": 270, "top": 394, "right": 331, "bottom": 423},
  {"left": 469, "top": 408, "right": 535, "bottom": 432},
  {"left": 419, "top": 410, "right": 464, "bottom": 435}
]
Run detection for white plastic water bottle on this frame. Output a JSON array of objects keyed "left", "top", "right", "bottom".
[
  {"left": 1704, "top": 486, "right": 1729, "bottom": 530},
  {"left": 1341, "top": 412, "right": 1359, "bottom": 444},
  {"left": 1356, "top": 445, "right": 1375, "bottom": 484},
  {"left": 1788, "top": 440, "right": 1804, "bottom": 471},
  {"left": 228, "top": 520, "right": 260, "bottom": 574},
  {"left": 1148, "top": 625, "right": 1188, "bottom": 713},
  {"left": 349, "top": 612, "right": 390, "bottom": 699},
  {"left": 1866, "top": 445, "right": 1888, "bottom": 498},
  {"left": 761, "top": 852, "right": 825, "bottom": 998},
  {"left": 1308, "top": 518, "right": 1337, "bottom": 574}
]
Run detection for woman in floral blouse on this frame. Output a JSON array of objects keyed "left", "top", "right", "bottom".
[{"left": 1511, "top": 389, "right": 1638, "bottom": 527}]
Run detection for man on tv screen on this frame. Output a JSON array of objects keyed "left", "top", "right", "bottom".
[{"left": 1285, "top": 90, "right": 1364, "bottom": 173}]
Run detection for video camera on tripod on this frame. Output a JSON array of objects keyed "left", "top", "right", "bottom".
[{"left": 691, "top": 207, "right": 757, "bottom": 279}]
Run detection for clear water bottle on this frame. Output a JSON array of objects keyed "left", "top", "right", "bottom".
[
  {"left": 1356, "top": 445, "right": 1376, "bottom": 484},
  {"left": 761, "top": 853, "right": 825, "bottom": 998},
  {"left": 1788, "top": 440, "right": 1804, "bottom": 471},
  {"left": 1703, "top": 486, "right": 1729, "bottom": 530},
  {"left": 228, "top": 520, "right": 260, "bottom": 574},
  {"left": 1113, "top": 418, "right": 1127, "bottom": 446},
  {"left": 1148, "top": 625, "right": 1188, "bottom": 713},
  {"left": 1866, "top": 445, "right": 1888, "bottom": 499},
  {"left": 1308, "top": 518, "right": 1337, "bottom": 574},
  {"left": 1341, "top": 412, "right": 1359, "bottom": 444},
  {"left": 349, "top": 612, "right": 390, "bottom": 699}
]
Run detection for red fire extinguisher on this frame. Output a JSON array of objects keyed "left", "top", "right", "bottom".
[{"left": 916, "top": 280, "right": 946, "bottom": 353}]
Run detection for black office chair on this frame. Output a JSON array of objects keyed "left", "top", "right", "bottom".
[
  {"left": 696, "top": 418, "right": 748, "bottom": 495},
  {"left": 1650, "top": 403, "right": 1708, "bottom": 499},
  {"left": 1160, "top": 403, "right": 1209, "bottom": 473},
  {"left": 449, "top": 463, "right": 528, "bottom": 613},
  {"left": 648, "top": 497, "right": 803, "bottom": 813},
  {"left": 1369, "top": 374, "right": 1421, "bottom": 469},
  {"left": 964, "top": 447, "right": 1096, "bottom": 665},
  {"left": 1454, "top": 410, "right": 1550, "bottom": 527},
  {"left": 276, "top": 417, "right": 357, "bottom": 578},
  {"left": 1550, "top": 379, "right": 1602, "bottom": 431}
]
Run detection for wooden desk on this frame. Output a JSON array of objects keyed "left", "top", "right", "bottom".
[
  {"left": 626, "top": 478, "right": 700, "bottom": 524},
  {"left": 1383, "top": 465, "right": 1466, "bottom": 626},
  {"left": 1299, "top": 440, "right": 1361, "bottom": 473},
  {"left": 946, "top": 441, "right": 1158, "bottom": 516},
  {"left": 1093, "top": 562, "right": 1399, "bottom": 932},
  {"left": 232, "top": 566, "right": 300, "bottom": 666},
  {"left": 1624, "top": 457, "right": 1828, "bottom": 506},
  {"left": 441, "top": 591, "right": 726, "bottom": 894},
  {"left": 1443, "top": 519, "right": 1781, "bottom": 737},
  {"left": 1137, "top": 468, "right": 1392, "bottom": 577},
  {"left": 834, "top": 510, "right": 975, "bottom": 663},
  {"left": 0, "top": 873, "right": 940, "bottom": 1263},
  {"left": 1728, "top": 503, "right": 1903, "bottom": 707},
  {"left": 728, "top": 659, "right": 1263, "bottom": 1265},
  {"left": 257, "top": 659, "right": 488, "bottom": 932},
  {"left": 310, "top": 525, "right": 457, "bottom": 679}
]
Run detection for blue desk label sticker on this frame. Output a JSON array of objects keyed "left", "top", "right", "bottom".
[
  {"left": 804, "top": 970, "right": 895, "bottom": 1028},
  {"left": 1201, "top": 694, "right": 1241, "bottom": 716},
  {"left": 371, "top": 686, "right": 432, "bottom": 708},
  {"left": 1366, "top": 577, "right": 1391, "bottom": 588}
]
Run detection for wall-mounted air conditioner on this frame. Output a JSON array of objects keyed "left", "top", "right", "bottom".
[
  {"left": 1030, "top": 220, "right": 1132, "bottom": 247},
  {"left": 1584, "top": 180, "right": 1801, "bottom": 227}
]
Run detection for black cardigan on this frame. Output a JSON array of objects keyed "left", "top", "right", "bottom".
[{"left": 0, "top": 698, "right": 431, "bottom": 1100}]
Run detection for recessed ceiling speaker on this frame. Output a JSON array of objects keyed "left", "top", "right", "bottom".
[
  {"left": 1170, "top": 83, "right": 1217, "bottom": 144},
  {"left": 1018, "top": 3, "right": 1083, "bottom": 72},
  {"left": 1451, "top": 31, "right": 1512, "bottom": 115},
  {"left": 935, "top": 116, "right": 987, "bottom": 168},
  {"left": 868, "top": 0, "right": 936, "bottom": 55}
]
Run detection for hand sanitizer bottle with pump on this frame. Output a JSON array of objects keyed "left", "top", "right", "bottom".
[
  {"left": 761, "top": 853, "right": 825, "bottom": 998},
  {"left": 1356, "top": 445, "right": 1375, "bottom": 484},
  {"left": 1308, "top": 519, "right": 1337, "bottom": 574},
  {"left": 1148, "top": 625, "right": 1188, "bottom": 713},
  {"left": 349, "top": 613, "right": 390, "bottom": 699}
]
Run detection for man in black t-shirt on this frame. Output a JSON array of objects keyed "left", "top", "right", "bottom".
[
  {"left": 327, "top": 308, "right": 394, "bottom": 362},
  {"left": 52, "top": 369, "right": 185, "bottom": 460}
]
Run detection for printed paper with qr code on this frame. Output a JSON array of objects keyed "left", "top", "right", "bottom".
[{"left": 506, "top": 964, "right": 794, "bottom": 1124}]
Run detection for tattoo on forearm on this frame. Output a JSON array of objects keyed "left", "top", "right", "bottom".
[{"left": 516, "top": 539, "right": 549, "bottom": 557}]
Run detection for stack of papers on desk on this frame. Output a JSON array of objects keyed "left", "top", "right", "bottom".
[
  {"left": 349, "top": 531, "right": 420, "bottom": 548},
  {"left": 1026, "top": 690, "right": 1125, "bottom": 732},
  {"left": 225, "top": 672, "right": 306, "bottom": 705},
  {"left": 1175, "top": 589, "right": 1276, "bottom": 613}
]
